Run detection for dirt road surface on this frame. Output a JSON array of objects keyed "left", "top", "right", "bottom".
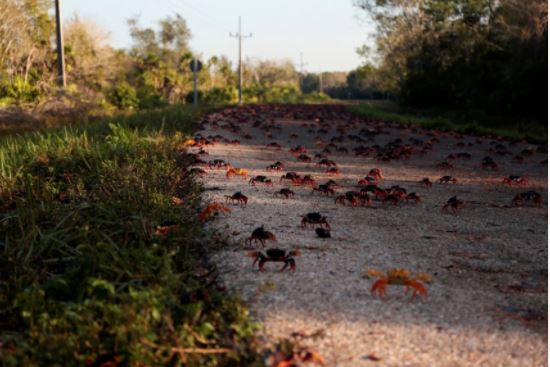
[{"left": 193, "top": 105, "right": 547, "bottom": 367}]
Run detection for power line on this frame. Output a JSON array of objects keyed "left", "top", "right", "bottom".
[{"left": 230, "top": 16, "right": 252, "bottom": 105}]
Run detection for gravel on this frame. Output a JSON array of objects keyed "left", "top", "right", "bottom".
[{"left": 196, "top": 111, "right": 547, "bottom": 367}]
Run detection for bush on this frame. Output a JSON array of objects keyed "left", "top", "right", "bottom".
[
  {"left": 109, "top": 82, "right": 139, "bottom": 109},
  {"left": 0, "top": 76, "right": 40, "bottom": 103}
]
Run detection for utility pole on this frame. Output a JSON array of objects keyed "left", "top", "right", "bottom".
[
  {"left": 319, "top": 72, "right": 323, "bottom": 94},
  {"left": 230, "top": 16, "right": 252, "bottom": 105},
  {"left": 54, "top": 0, "right": 66, "bottom": 88}
]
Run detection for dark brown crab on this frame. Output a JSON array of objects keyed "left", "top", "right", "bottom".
[
  {"left": 247, "top": 248, "right": 301, "bottom": 272},
  {"left": 273, "top": 188, "right": 295, "bottom": 199},
  {"left": 301, "top": 212, "right": 330, "bottom": 229},
  {"left": 245, "top": 226, "right": 277, "bottom": 248},
  {"left": 224, "top": 191, "right": 248, "bottom": 206}
]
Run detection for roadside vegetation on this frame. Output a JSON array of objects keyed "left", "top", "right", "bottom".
[
  {"left": 0, "top": 105, "right": 263, "bottom": 366},
  {"left": 350, "top": 100, "right": 548, "bottom": 144}
]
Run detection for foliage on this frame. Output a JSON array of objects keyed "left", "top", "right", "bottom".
[
  {"left": 355, "top": 0, "right": 548, "bottom": 125},
  {"left": 109, "top": 81, "right": 139, "bottom": 109},
  {"left": 350, "top": 100, "right": 547, "bottom": 144},
  {"left": 0, "top": 106, "right": 262, "bottom": 366}
]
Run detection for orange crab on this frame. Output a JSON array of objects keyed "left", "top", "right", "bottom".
[
  {"left": 367, "top": 268, "right": 432, "bottom": 301},
  {"left": 182, "top": 138, "right": 197, "bottom": 147},
  {"left": 198, "top": 202, "right": 232, "bottom": 221},
  {"left": 226, "top": 167, "right": 248, "bottom": 179}
]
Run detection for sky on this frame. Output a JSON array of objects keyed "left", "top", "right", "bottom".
[{"left": 62, "top": 0, "right": 373, "bottom": 72}]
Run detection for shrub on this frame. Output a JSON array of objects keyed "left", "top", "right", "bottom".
[{"left": 109, "top": 82, "right": 139, "bottom": 109}]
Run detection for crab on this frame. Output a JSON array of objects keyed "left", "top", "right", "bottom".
[
  {"left": 208, "top": 159, "right": 231, "bottom": 170},
  {"left": 481, "top": 157, "right": 499, "bottom": 170},
  {"left": 335, "top": 191, "right": 362, "bottom": 207},
  {"left": 289, "top": 146, "right": 307, "bottom": 155},
  {"left": 266, "top": 142, "right": 282, "bottom": 150},
  {"left": 368, "top": 168, "right": 384, "bottom": 181},
  {"left": 280, "top": 172, "right": 301, "bottom": 184},
  {"left": 226, "top": 167, "right": 248, "bottom": 179},
  {"left": 249, "top": 175, "right": 273, "bottom": 186},
  {"left": 297, "top": 175, "right": 316, "bottom": 187},
  {"left": 312, "top": 184, "right": 335, "bottom": 196},
  {"left": 324, "top": 179, "right": 340, "bottom": 189},
  {"left": 419, "top": 178, "right": 433, "bottom": 188},
  {"left": 326, "top": 167, "right": 340, "bottom": 176},
  {"left": 266, "top": 161, "right": 285, "bottom": 171},
  {"left": 406, "top": 192, "right": 421, "bottom": 204},
  {"left": 245, "top": 226, "right": 277, "bottom": 248},
  {"left": 317, "top": 158, "right": 337, "bottom": 167},
  {"left": 225, "top": 191, "right": 248, "bottom": 206},
  {"left": 502, "top": 175, "right": 528, "bottom": 186},
  {"left": 296, "top": 154, "right": 312, "bottom": 163},
  {"left": 442, "top": 196, "right": 465, "bottom": 213},
  {"left": 438, "top": 175, "right": 457, "bottom": 184},
  {"left": 198, "top": 203, "right": 232, "bottom": 221},
  {"left": 316, "top": 228, "right": 331, "bottom": 238},
  {"left": 247, "top": 248, "right": 300, "bottom": 272},
  {"left": 273, "top": 188, "right": 295, "bottom": 199},
  {"left": 301, "top": 212, "right": 330, "bottom": 229},
  {"left": 358, "top": 176, "right": 378, "bottom": 186},
  {"left": 368, "top": 268, "right": 432, "bottom": 301},
  {"left": 513, "top": 191, "right": 543, "bottom": 207}
]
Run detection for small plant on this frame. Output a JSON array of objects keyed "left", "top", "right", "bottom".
[{"left": 109, "top": 81, "right": 139, "bottom": 109}]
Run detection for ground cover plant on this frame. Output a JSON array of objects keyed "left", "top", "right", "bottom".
[
  {"left": 349, "top": 100, "right": 548, "bottom": 144},
  {"left": 0, "top": 106, "right": 262, "bottom": 366}
]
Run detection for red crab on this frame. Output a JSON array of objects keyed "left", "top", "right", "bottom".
[
  {"left": 289, "top": 146, "right": 307, "bottom": 155},
  {"left": 297, "top": 175, "right": 316, "bottom": 187},
  {"left": 226, "top": 168, "right": 248, "bottom": 179},
  {"left": 225, "top": 191, "right": 248, "bottom": 206},
  {"left": 198, "top": 203, "right": 232, "bottom": 221},
  {"left": 245, "top": 226, "right": 277, "bottom": 248},
  {"left": 513, "top": 191, "right": 543, "bottom": 207},
  {"left": 406, "top": 192, "right": 421, "bottom": 204},
  {"left": 267, "top": 142, "right": 282, "bottom": 150},
  {"left": 358, "top": 176, "right": 378, "bottom": 186},
  {"left": 266, "top": 161, "right": 285, "bottom": 171},
  {"left": 368, "top": 268, "right": 432, "bottom": 301},
  {"left": 296, "top": 154, "right": 312, "bottom": 163},
  {"left": 280, "top": 172, "right": 301, "bottom": 184},
  {"left": 273, "top": 188, "right": 295, "bottom": 199},
  {"left": 442, "top": 196, "right": 465, "bottom": 213},
  {"left": 208, "top": 159, "right": 231, "bottom": 170},
  {"left": 326, "top": 167, "right": 340, "bottom": 176},
  {"left": 301, "top": 212, "right": 330, "bottom": 229},
  {"left": 317, "top": 158, "right": 337, "bottom": 167},
  {"left": 335, "top": 191, "right": 362, "bottom": 207},
  {"left": 247, "top": 248, "right": 301, "bottom": 272},
  {"left": 419, "top": 178, "right": 432, "bottom": 188},
  {"left": 481, "top": 157, "right": 499, "bottom": 170},
  {"left": 249, "top": 175, "right": 273, "bottom": 186},
  {"left": 312, "top": 184, "right": 335, "bottom": 196},
  {"left": 368, "top": 168, "right": 384, "bottom": 181},
  {"left": 438, "top": 175, "right": 457, "bottom": 184},
  {"left": 502, "top": 175, "right": 528, "bottom": 186}
]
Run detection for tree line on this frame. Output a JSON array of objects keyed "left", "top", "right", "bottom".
[
  {"left": 354, "top": 0, "right": 547, "bottom": 125},
  {"left": 0, "top": 0, "right": 331, "bottom": 112}
]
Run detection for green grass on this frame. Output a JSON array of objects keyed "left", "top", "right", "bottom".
[
  {"left": 0, "top": 105, "right": 262, "bottom": 366},
  {"left": 349, "top": 100, "right": 547, "bottom": 144}
]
